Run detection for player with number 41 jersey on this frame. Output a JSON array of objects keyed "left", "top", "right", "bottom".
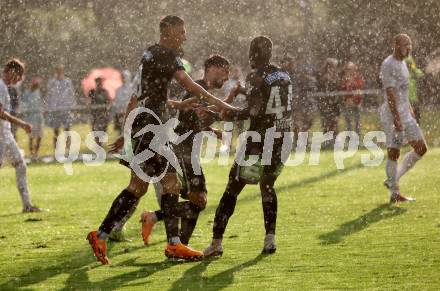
[{"left": 203, "top": 36, "right": 294, "bottom": 257}]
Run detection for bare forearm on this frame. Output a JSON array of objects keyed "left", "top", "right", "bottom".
[
  {"left": 121, "top": 95, "right": 138, "bottom": 133},
  {"left": 166, "top": 100, "right": 181, "bottom": 110},
  {"left": 1, "top": 111, "right": 26, "bottom": 127}
]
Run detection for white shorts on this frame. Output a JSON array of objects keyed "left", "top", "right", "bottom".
[
  {"left": 0, "top": 131, "right": 24, "bottom": 166},
  {"left": 380, "top": 107, "right": 424, "bottom": 149}
]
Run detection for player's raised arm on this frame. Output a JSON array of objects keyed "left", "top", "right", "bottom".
[{"left": 174, "top": 70, "right": 239, "bottom": 112}]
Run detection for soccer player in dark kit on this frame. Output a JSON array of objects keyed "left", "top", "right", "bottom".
[
  {"left": 86, "top": 15, "right": 238, "bottom": 264},
  {"left": 139, "top": 54, "right": 241, "bottom": 247},
  {"left": 203, "top": 36, "right": 294, "bottom": 257}
]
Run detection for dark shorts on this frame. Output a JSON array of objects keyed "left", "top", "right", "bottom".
[
  {"left": 175, "top": 134, "right": 207, "bottom": 198},
  {"left": 119, "top": 134, "right": 176, "bottom": 179}
]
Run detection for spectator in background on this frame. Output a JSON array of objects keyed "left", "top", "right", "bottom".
[
  {"left": 88, "top": 77, "right": 110, "bottom": 147},
  {"left": 8, "top": 85, "right": 20, "bottom": 138},
  {"left": 21, "top": 77, "right": 44, "bottom": 161},
  {"left": 283, "top": 55, "right": 317, "bottom": 145},
  {"left": 113, "top": 70, "right": 132, "bottom": 134},
  {"left": 340, "top": 62, "right": 364, "bottom": 136},
  {"left": 46, "top": 65, "right": 76, "bottom": 156},
  {"left": 405, "top": 56, "right": 424, "bottom": 124},
  {"left": 317, "top": 58, "right": 340, "bottom": 149},
  {"left": 294, "top": 57, "right": 317, "bottom": 134},
  {"left": 221, "top": 65, "right": 246, "bottom": 152}
]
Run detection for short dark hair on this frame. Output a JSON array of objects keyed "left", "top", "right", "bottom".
[
  {"left": 394, "top": 33, "right": 410, "bottom": 45},
  {"left": 4, "top": 58, "right": 25, "bottom": 75},
  {"left": 160, "top": 15, "right": 184, "bottom": 33},
  {"left": 249, "top": 36, "right": 272, "bottom": 64},
  {"left": 204, "top": 55, "right": 230, "bottom": 72}
]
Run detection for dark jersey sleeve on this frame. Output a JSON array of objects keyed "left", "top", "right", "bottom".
[
  {"left": 163, "top": 51, "right": 185, "bottom": 78},
  {"left": 225, "top": 72, "right": 264, "bottom": 121}
]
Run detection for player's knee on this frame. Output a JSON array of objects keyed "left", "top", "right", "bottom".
[
  {"left": 188, "top": 191, "right": 207, "bottom": 210},
  {"left": 416, "top": 143, "right": 428, "bottom": 157},
  {"left": 161, "top": 173, "right": 181, "bottom": 194}
]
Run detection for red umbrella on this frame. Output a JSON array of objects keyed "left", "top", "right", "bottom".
[{"left": 81, "top": 67, "right": 122, "bottom": 100}]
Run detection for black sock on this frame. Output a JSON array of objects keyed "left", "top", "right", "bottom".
[
  {"left": 154, "top": 210, "right": 164, "bottom": 221},
  {"left": 98, "top": 189, "right": 139, "bottom": 235},
  {"left": 161, "top": 194, "right": 180, "bottom": 242},
  {"left": 260, "top": 176, "right": 277, "bottom": 235},
  {"left": 112, "top": 199, "right": 139, "bottom": 232},
  {"left": 178, "top": 202, "right": 201, "bottom": 245},
  {"left": 213, "top": 175, "right": 245, "bottom": 239}
]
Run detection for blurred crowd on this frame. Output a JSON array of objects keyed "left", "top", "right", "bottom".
[{"left": 7, "top": 53, "right": 432, "bottom": 159}]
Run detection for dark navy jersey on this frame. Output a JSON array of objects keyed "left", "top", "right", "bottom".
[
  {"left": 244, "top": 64, "right": 292, "bottom": 133},
  {"left": 175, "top": 79, "right": 208, "bottom": 135},
  {"left": 132, "top": 44, "right": 185, "bottom": 134}
]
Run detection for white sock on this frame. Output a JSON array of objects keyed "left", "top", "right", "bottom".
[
  {"left": 385, "top": 159, "right": 399, "bottom": 192},
  {"left": 396, "top": 151, "right": 421, "bottom": 181},
  {"left": 15, "top": 163, "right": 32, "bottom": 208}
]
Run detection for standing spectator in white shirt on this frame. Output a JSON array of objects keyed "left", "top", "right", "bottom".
[
  {"left": 45, "top": 65, "right": 76, "bottom": 155},
  {"left": 21, "top": 77, "right": 44, "bottom": 161}
]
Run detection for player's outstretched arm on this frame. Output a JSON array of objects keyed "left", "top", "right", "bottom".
[
  {"left": 0, "top": 110, "right": 32, "bottom": 133},
  {"left": 166, "top": 97, "right": 199, "bottom": 112},
  {"left": 174, "top": 70, "right": 239, "bottom": 112},
  {"left": 223, "top": 83, "right": 246, "bottom": 104}
]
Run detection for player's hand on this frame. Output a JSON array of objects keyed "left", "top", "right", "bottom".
[
  {"left": 179, "top": 97, "right": 199, "bottom": 112},
  {"left": 232, "top": 83, "right": 245, "bottom": 97},
  {"left": 219, "top": 108, "right": 232, "bottom": 120},
  {"left": 108, "top": 136, "right": 124, "bottom": 154},
  {"left": 221, "top": 103, "right": 240, "bottom": 112},
  {"left": 22, "top": 122, "right": 32, "bottom": 134}
]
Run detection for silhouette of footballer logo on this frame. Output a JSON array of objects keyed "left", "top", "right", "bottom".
[{"left": 117, "top": 107, "right": 192, "bottom": 183}]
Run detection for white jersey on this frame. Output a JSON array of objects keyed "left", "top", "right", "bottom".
[
  {"left": 0, "top": 79, "right": 12, "bottom": 136},
  {"left": 379, "top": 55, "right": 412, "bottom": 122}
]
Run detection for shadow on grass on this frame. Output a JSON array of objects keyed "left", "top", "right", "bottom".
[
  {"left": 63, "top": 256, "right": 188, "bottom": 291},
  {"left": 0, "top": 239, "right": 167, "bottom": 290},
  {"left": 168, "top": 254, "right": 267, "bottom": 291},
  {"left": 318, "top": 203, "right": 407, "bottom": 245},
  {"left": 202, "top": 162, "right": 364, "bottom": 216},
  {"left": 276, "top": 162, "right": 364, "bottom": 193}
]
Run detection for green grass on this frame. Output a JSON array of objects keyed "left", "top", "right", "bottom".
[
  {"left": 12, "top": 110, "right": 440, "bottom": 158},
  {"left": 1, "top": 148, "right": 440, "bottom": 290}
]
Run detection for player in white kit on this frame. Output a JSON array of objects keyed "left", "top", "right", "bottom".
[
  {"left": 379, "top": 34, "right": 428, "bottom": 203},
  {"left": 0, "top": 59, "right": 42, "bottom": 212}
]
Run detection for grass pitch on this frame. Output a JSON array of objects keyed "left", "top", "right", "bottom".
[{"left": 0, "top": 148, "right": 440, "bottom": 290}]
